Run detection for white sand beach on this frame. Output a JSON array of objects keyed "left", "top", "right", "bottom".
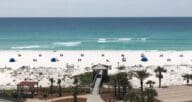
[{"left": 0, "top": 50, "right": 192, "bottom": 88}]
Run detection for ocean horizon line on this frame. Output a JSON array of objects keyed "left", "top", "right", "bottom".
[
  {"left": 1, "top": 16, "right": 192, "bottom": 18},
  {"left": 1, "top": 50, "right": 192, "bottom": 52}
]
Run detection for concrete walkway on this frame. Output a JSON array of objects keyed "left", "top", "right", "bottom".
[
  {"left": 156, "top": 85, "right": 192, "bottom": 102},
  {"left": 87, "top": 70, "right": 105, "bottom": 102},
  {"left": 87, "top": 94, "right": 104, "bottom": 102},
  {"left": 92, "top": 70, "right": 103, "bottom": 95},
  {"left": 25, "top": 94, "right": 105, "bottom": 102},
  {"left": 0, "top": 99, "right": 14, "bottom": 102},
  {"left": 25, "top": 95, "right": 88, "bottom": 102}
]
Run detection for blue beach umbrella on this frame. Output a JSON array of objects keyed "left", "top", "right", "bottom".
[
  {"left": 9, "top": 58, "right": 16, "bottom": 62},
  {"left": 51, "top": 57, "right": 57, "bottom": 62},
  {"left": 141, "top": 57, "right": 148, "bottom": 62}
]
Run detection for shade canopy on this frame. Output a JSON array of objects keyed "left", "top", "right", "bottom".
[
  {"left": 141, "top": 57, "right": 148, "bottom": 62},
  {"left": 51, "top": 57, "right": 57, "bottom": 62},
  {"left": 9, "top": 58, "right": 16, "bottom": 62},
  {"left": 92, "top": 64, "right": 108, "bottom": 70}
]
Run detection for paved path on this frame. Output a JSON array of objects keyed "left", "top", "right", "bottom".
[
  {"left": 87, "top": 70, "right": 105, "bottom": 102},
  {"left": 87, "top": 94, "right": 104, "bottom": 102},
  {"left": 25, "top": 94, "right": 105, "bottom": 102},
  {"left": 0, "top": 99, "right": 14, "bottom": 102},
  {"left": 156, "top": 85, "right": 192, "bottom": 102},
  {"left": 92, "top": 70, "right": 103, "bottom": 95},
  {"left": 25, "top": 95, "right": 87, "bottom": 102}
]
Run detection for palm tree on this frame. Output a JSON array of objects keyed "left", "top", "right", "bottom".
[
  {"left": 134, "top": 70, "right": 150, "bottom": 102},
  {"left": 114, "top": 79, "right": 117, "bottom": 97},
  {"left": 49, "top": 78, "right": 54, "bottom": 94},
  {"left": 117, "top": 72, "right": 132, "bottom": 99},
  {"left": 146, "top": 80, "right": 155, "bottom": 88},
  {"left": 144, "top": 88, "right": 158, "bottom": 102},
  {"left": 57, "top": 79, "right": 62, "bottom": 96},
  {"left": 182, "top": 74, "right": 192, "bottom": 85},
  {"left": 154, "top": 66, "right": 167, "bottom": 88},
  {"left": 109, "top": 72, "right": 132, "bottom": 100},
  {"left": 109, "top": 75, "right": 117, "bottom": 97},
  {"left": 117, "top": 74, "right": 121, "bottom": 99},
  {"left": 73, "top": 77, "right": 79, "bottom": 102},
  {"left": 134, "top": 70, "right": 150, "bottom": 92}
]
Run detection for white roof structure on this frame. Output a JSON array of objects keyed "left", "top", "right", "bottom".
[{"left": 92, "top": 64, "right": 108, "bottom": 70}]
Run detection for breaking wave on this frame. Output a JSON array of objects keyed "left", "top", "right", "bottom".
[
  {"left": 97, "top": 38, "right": 108, "bottom": 43},
  {"left": 11, "top": 45, "right": 41, "bottom": 49},
  {"left": 117, "top": 37, "right": 147, "bottom": 42},
  {"left": 53, "top": 42, "right": 82, "bottom": 47},
  {"left": 118, "top": 38, "right": 132, "bottom": 41},
  {"left": 96, "top": 37, "right": 147, "bottom": 44}
]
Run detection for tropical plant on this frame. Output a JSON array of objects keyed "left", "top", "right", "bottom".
[
  {"left": 57, "top": 79, "right": 62, "bottom": 96},
  {"left": 73, "top": 77, "right": 79, "bottom": 102},
  {"left": 109, "top": 75, "right": 117, "bottom": 97},
  {"left": 117, "top": 72, "right": 131, "bottom": 99},
  {"left": 125, "top": 89, "right": 142, "bottom": 102},
  {"left": 109, "top": 72, "right": 133, "bottom": 100},
  {"left": 122, "top": 79, "right": 131, "bottom": 97},
  {"left": 78, "top": 72, "right": 93, "bottom": 86},
  {"left": 49, "top": 78, "right": 54, "bottom": 94},
  {"left": 134, "top": 70, "right": 150, "bottom": 92},
  {"left": 146, "top": 80, "right": 155, "bottom": 88},
  {"left": 144, "top": 88, "right": 158, "bottom": 102},
  {"left": 134, "top": 70, "right": 150, "bottom": 102},
  {"left": 73, "top": 86, "right": 78, "bottom": 102},
  {"left": 154, "top": 66, "right": 167, "bottom": 88},
  {"left": 182, "top": 74, "right": 192, "bottom": 85}
]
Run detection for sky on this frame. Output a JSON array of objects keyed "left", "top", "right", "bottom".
[{"left": 0, "top": 0, "right": 192, "bottom": 17}]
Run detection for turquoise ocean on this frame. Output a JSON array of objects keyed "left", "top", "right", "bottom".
[{"left": 0, "top": 17, "right": 192, "bottom": 50}]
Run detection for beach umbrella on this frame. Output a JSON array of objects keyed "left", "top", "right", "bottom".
[
  {"left": 39, "top": 54, "right": 42, "bottom": 57},
  {"left": 122, "top": 57, "right": 126, "bottom": 62},
  {"left": 141, "top": 53, "right": 145, "bottom": 58},
  {"left": 106, "top": 59, "right": 110, "bottom": 62},
  {"left": 141, "top": 57, "right": 148, "bottom": 62},
  {"left": 179, "top": 54, "right": 184, "bottom": 57},
  {"left": 81, "top": 53, "right": 84, "bottom": 57},
  {"left": 18, "top": 54, "right": 22, "bottom": 57},
  {"left": 9, "top": 58, "right": 16, "bottom": 62},
  {"left": 60, "top": 53, "right": 63, "bottom": 57},
  {"left": 160, "top": 54, "right": 164, "bottom": 57},
  {"left": 33, "top": 59, "right": 37, "bottom": 62},
  {"left": 167, "top": 58, "right": 171, "bottom": 62},
  {"left": 51, "top": 57, "right": 57, "bottom": 62}
]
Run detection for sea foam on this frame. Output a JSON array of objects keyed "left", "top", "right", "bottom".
[
  {"left": 53, "top": 42, "right": 82, "bottom": 47},
  {"left": 11, "top": 45, "right": 41, "bottom": 49},
  {"left": 131, "top": 37, "right": 147, "bottom": 41},
  {"left": 97, "top": 38, "right": 108, "bottom": 43},
  {"left": 118, "top": 38, "right": 132, "bottom": 41}
]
